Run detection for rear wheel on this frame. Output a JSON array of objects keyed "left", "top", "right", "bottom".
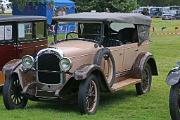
[
  {"left": 136, "top": 64, "right": 152, "bottom": 95},
  {"left": 169, "top": 83, "right": 180, "bottom": 120},
  {"left": 78, "top": 75, "right": 100, "bottom": 114},
  {"left": 3, "top": 74, "right": 28, "bottom": 110}
]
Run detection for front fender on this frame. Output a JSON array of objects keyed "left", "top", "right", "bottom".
[
  {"left": 166, "top": 69, "right": 180, "bottom": 86},
  {"left": 2, "top": 59, "right": 22, "bottom": 75},
  {"left": 74, "top": 64, "right": 104, "bottom": 80}
]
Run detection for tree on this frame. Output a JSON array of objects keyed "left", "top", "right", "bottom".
[
  {"left": 9, "top": 0, "right": 53, "bottom": 10},
  {"left": 74, "top": 0, "right": 138, "bottom": 12},
  {"left": 112, "top": 0, "right": 138, "bottom": 12}
]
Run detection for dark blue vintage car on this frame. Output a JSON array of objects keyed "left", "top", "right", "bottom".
[{"left": 167, "top": 62, "right": 180, "bottom": 120}]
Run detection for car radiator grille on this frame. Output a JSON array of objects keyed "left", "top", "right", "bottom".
[{"left": 37, "top": 54, "right": 61, "bottom": 84}]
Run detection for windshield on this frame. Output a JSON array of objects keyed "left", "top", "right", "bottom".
[
  {"left": 78, "top": 23, "right": 102, "bottom": 40},
  {"left": 50, "top": 21, "right": 102, "bottom": 43}
]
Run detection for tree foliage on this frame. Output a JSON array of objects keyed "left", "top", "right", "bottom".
[
  {"left": 9, "top": 0, "right": 180, "bottom": 12},
  {"left": 9, "top": 0, "right": 54, "bottom": 10},
  {"left": 74, "top": 0, "right": 138, "bottom": 12}
]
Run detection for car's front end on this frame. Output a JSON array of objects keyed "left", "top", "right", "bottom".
[
  {"left": 166, "top": 62, "right": 180, "bottom": 120},
  {"left": 21, "top": 47, "right": 71, "bottom": 98},
  {"left": 3, "top": 40, "right": 100, "bottom": 100},
  {"left": 166, "top": 63, "right": 180, "bottom": 86}
]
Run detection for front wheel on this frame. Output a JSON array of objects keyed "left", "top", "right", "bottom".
[
  {"left": 3, "top": 74, "right": 28, "bottom": 110},
  {"left": 136, "top": 64, "right": 152, "bottom": 95},
  {"left": 78, "top": 75, "right": 100, "bottom": 115},
  {"left": 169, "top": 83, "right": 180, "bottom": 120}
]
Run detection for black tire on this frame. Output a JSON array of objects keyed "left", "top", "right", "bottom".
[
  {"left": 136, "top": 64, "right": 152, "bottom": 95},
  {"left": 3, "top": 74, "right": 28, "bottom": 110},
  {"left": 93, "top": 48, "right": 116, "bottom": 87},
  {"left": 78, "top": 75, "right": 100, "bottom": 115},
  {"left": 0, "top": 86, "right": 2, "bottom": 92},
  {"left": 169, "top": 83, "right": 180, "bottom": 120}
]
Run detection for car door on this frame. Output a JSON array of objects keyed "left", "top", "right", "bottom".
[
  {"left": 109, "top": 46, "right": 124, "bottom": 73},
  {"left": 122, "top": 43, "right": 138, "bottom": 71},
  {"left": 118, "top": 26, "right": 139, "bottom": 72},
  {"left": 0, "top": 23, "right": 17, "bottom": 85}
]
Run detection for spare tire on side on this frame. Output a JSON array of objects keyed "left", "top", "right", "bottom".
[{"left": 93, "top": 48, "right": 116, "bottom": 87}]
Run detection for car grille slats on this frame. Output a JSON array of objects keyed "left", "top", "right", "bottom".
[{"left": 37, "top": 54, "right": 61, "bottom": 84}]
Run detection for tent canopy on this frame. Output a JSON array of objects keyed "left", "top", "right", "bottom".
[
  {"left": 54, "top": 0, "right": 75, "bottom": 8},
  {"left": 13, "top": 0, "right": 76, "bottom": 24},
  {"left": 54, "top": 0, "right": 74, "bottom": 4}
]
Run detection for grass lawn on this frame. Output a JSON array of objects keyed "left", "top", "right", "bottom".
[{"left": 0, "top": 19, "right": 180, "bottom": 120}]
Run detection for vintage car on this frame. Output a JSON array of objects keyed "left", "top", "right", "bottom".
[
  {"left": 167, "top": 62, "right": 180, "bottom": 120},
  {"left": 2, "top": 12, "right": 158, "bottom": 114},
  {"left": 0, "top": 16, "right": 48, "bottom": 87}
]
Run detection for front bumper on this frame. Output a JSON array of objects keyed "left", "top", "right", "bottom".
[{"left": 22, "top": 82, "right": 64, "bottom": 98}]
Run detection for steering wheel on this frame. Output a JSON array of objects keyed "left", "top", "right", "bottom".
[{"left": 65, "top": 32, "right": 78, "bottom": 39}]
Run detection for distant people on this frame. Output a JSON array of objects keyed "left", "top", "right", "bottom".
[{"left": 56, "top": 7, "right": 66, "bottom": 16}]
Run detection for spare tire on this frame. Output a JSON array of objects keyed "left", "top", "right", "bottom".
[{"left": 93, "top": 48, "right": 116, "bottom": 87}]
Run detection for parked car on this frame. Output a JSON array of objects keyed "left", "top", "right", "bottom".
[
  {"left": 0, "top": 16, "right": 48, "bottom": 86},
  {"left": 162, "top": 13, "right": 176, "bottom": 20},
  {"left": 133, "top": 7, "right": 162, "bottom": 17},
  {"left": 2, "top": 12, "right": 158, "bottom": 114},
  {"left": 167, "top": 62, "right": 180, "bottom": 120},
  {"left": 162, "top": 8, "right": 180, "bottom": 20}
]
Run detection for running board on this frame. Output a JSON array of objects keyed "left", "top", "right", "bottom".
[{"left": 111, "top": 78, "right": 141, "bottom": 92}]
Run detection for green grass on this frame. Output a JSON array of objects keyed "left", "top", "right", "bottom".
[
  {"left": 1, "top": 19, "right": 180, "bottom": 120},
  {"left": 151, "top": 18, "right": 180, "bottom": 33}
]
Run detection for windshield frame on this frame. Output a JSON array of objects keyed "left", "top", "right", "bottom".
[{"left": 53, "top": 20, "right": 105, "bottom": 44}]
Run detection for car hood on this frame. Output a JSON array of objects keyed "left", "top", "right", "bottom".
[{"left": 51, "top": 40, "right": 100, "bottom": 58}]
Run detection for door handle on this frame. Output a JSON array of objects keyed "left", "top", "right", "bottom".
[
  {"left": 17, "top": 47, "right": 23, "bottom": 50},
  {"left": 135, "top": 49, "right": 139, "bottom": 52},
  {"left": 18, "top": 45, "right": 23, "bottom": 47},
  {"left": 14, "top": 44, "right": 23, "bottom": 47},
  {"left": 119, "top": 53, "right": 122, "bottom": 56}
]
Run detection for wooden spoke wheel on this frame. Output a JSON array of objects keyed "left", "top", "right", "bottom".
[{"left": 3, "top": 75, "right": 28, "bottom": 110}]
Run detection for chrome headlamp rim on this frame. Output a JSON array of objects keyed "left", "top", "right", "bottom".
[
  {"left": 22, "top": 55, "right": 35, "bottom": 71},
  {"left": 59, "top": 57, "right": 72, "bottom": 72},
  {"left": 166, "top": 69, "right": 180, "bottom": 86}
]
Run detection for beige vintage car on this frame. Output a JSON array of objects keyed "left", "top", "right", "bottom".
[{"left": 2, "top": 12, "right": 158, "bottom": 114}]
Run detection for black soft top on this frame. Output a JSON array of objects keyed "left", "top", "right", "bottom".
[
  {"left": 0, "top": 16, "right": 46, "bottom": 22},
  {"left": 53, "top": 12, "right": 152, "bottom": 26}
]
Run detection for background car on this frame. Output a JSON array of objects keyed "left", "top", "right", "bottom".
[
  {"left": 162, "top": 13, "right": 176, "bottom": 20},
  {"left": 2, "top": 12, "right": 158, "bottom": 115},
  {"left": 0, "top": 16, "right": 48, "bottom": 86}
]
